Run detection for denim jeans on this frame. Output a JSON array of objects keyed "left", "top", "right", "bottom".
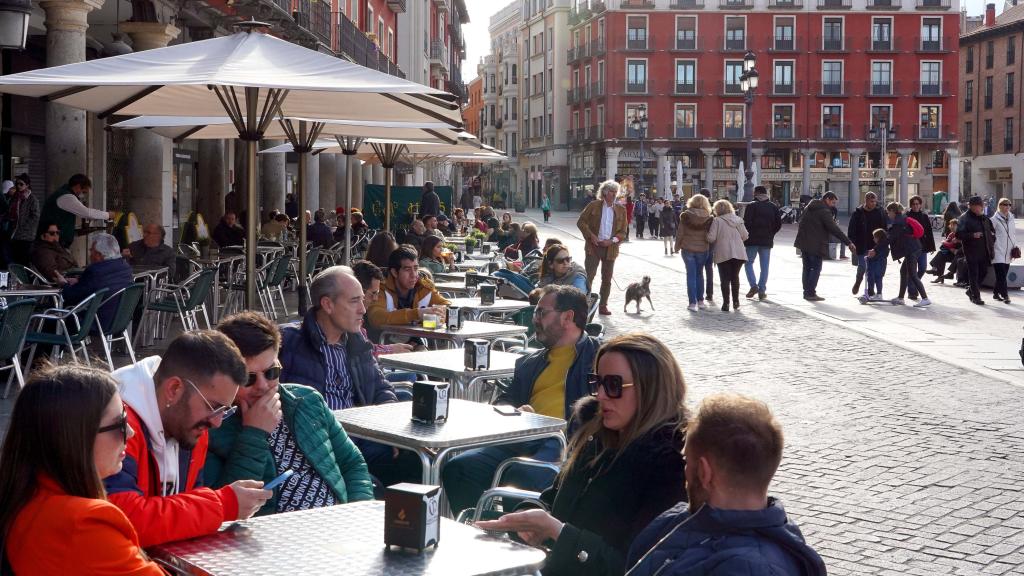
[
  {"left": 907, "top": 252, "right": 929, "bottom": 299},
  {"left": 744, "top": 246, "right": 772, "bottom": 292},
  {"left": 682, "top": 250, "right": 710, "bottom": 304},
  {"left": 801, "top": 253, "right": 823, "bottom": 297}
]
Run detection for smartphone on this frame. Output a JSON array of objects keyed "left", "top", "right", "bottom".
[
  {"left": 493, "top": 405, "right": 521, "bottom": 416},
  {"left": 264, "top": 469, "right": 295, "bottom": 490}
]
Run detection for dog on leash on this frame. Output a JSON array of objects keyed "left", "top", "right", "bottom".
[{"left": 624, "top": 276, "right": 654, "bottom": 313}]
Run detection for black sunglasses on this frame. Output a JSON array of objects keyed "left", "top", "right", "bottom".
[
  {"left": 587, "top": 373, "right": 635, "bottom": 399},
  {"left": 97, "top": 409, "right": 129, "bottom": 442},
  {"left": 554, "top": 256, "right": 572, "bottom": 264},
  {"left": 247, "top": 365, "right": 282, "bottom": 387}
]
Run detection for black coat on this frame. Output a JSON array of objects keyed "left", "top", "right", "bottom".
[
  {"left": 847, "top": 205, "right": 887, "bottom": 254},
  {"left": 420, "top": 190, "right": 441, "bottom": 218},
  {"left": 906, "top": 210, "right": 936, "bottom": 253},
  {"left": 956, "top": 211, "right": 996, "bottom": 261},
  {"left": 794, "top": 200, "right": 851, "bottom": 257},
  {"left": 525, "top": 398, "right": 686, "bottom": 576},
  {"left": 742, "top": 197, "right": 782, "bottom": 248}
]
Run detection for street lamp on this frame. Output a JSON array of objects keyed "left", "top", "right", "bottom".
[
  {"left": 869, "top": 120, "right": 896, "bottom": 203},
  {"left": 739, "top": 50, "right": 758, "bottom": 203},
  {"left": 0, "top": 0, "right": 31, "bottom": 51},
  {"left": 630, "top": 104, "right": 649, "bottom": 195},
  {"left": 826, "top": 163, "right": 834, "bottom": 193}
]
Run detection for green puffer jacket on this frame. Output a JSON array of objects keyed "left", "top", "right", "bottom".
[{"left": 204, "top": 383, "right": 375, "bottom": 515}]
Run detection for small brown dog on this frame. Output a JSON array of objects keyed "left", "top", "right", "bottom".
[{"left": 623, "top": 276, "right": 654, "bottom": 313}]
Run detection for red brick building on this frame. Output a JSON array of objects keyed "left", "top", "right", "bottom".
[
  {"left": 465, "top": 76, "right": 485, "bottom": 139},
  {"left": 567, "top": 0, "right": 960, "bottom": 212}
]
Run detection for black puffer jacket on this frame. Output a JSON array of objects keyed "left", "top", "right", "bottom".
[
  {"left": 906, "top": 210, "right": 936, "bottom": 253},
  {"left": 742, "top": 196, "right": 782, "bottom": 248},
  {"left": 956, "top": 210, "right": 996, "bottom": 261},
  {"left": 847, "top": 205, "right": 887, "bottom": 255}
]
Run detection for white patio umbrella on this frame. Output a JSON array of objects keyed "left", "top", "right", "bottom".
[{"left": 0, "top": 22, "right": 462, "bottom": 307}]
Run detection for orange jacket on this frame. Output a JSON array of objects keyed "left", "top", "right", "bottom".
[{"left": 5, "top": 476, "right": 165, "bottom": 576}]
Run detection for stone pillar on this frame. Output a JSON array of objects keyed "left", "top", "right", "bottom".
[
  {"left": 946, "top": 148, "right": 960, "bottom": 204},
  {"left": 801, "top": 148, "right": 814, "bottom": 197},
  {"left": 318, "top": 154, "right": 336, "bottom": 214},
  {"left": 121, "top": 22, "right": 180, "bottom": 235},
  {"left": 234, "top": 141, "right": 249, "bottom": 213},
  {"left": 653, "top": 147, "right": 669, "bottom": 198},
  {"left": 40, "top": 0, "right": 104, "bottom": 193},
  {"left": 334, "top": 153, "right": 347, "bottom": 209},
  {"left": 750, "top": 148, "right": 763, "bottom": 188},
  {"left": 701, "top": 147, "right": 718, "bottom": 193},
  {"left": 260, "top": 140, "right": 286, "bottom": 217},
  {"left": 371, "top": 164, "right": 385, "bottom": 186},
  {"left": 198, "top": 140, "right": 226, "bottom": 224},
  {"left": 605, "top": 147, "right": 622, "bottom": 181},
  {"left": 897, "top": 148, "right": 914, "bottom": 205},
  {"left": 848, "top": 148, "right": 864, "bottom": 214}
]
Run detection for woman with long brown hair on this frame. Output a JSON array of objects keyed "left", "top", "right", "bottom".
[
  {"left": 477, "top": 333, "right": 688, "bottom": 576},
  {"left": 364, "top": 230, "right": 398, "bottom": 269},
  {"left": 537, "top": 244, "right": 588, "bottom": 292},
  {"left": 0, "top": 365, "right": 163, "bottom": 575}
]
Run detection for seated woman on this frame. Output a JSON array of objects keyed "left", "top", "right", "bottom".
[
  {"left": 0, "top": 364, "right": 164, "bottom": 575},
  {"left": 419, "top": 235, "right": 453, "bottom": 275},
  {"left": 364, "top": 231, "right": 398, "bottom": 269},
  {"left": 516, "top": 223, "right": 541, "bottom": 257},
  {"left": 477, "top": 333, "right": 688, "bottom": 576},
  {"left": 537, "top": 243, "right": 588, "bottom": 292},
  {"left": 205, "top": 312, "right": 375, "bottom": 514},
  {"left": 499, "top": 222, "right": 521, "bottom": 251}
]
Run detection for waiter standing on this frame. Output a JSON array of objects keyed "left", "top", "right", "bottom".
[{"left": 38, "top": 174, "right": 113, "bottom": 248}]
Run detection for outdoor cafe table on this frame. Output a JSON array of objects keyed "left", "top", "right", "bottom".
[
  {"left": 433, "top": 271, "right": 466, "bottom": 283},
  {"left": 435, "top": 281, "right": 477, "bottom": 297},
  {"left": 149, "top": 500, "right": 547, "bottom": 576},
  {"left": 444, "top": 298, "right": 532, "bottom": 321},
  {"left": 0, "top": 285, "right": 63, "bottom": 308},
  {"left": 196, "top": 253, "right": 246, "bottom": 323},
  {"left": 376, "top": 348, "right": 521, "bottom": 400},
  {"left": 377, "top": 321, "right": 527, "bottom": 349},
  {"left": 334, "top": 400, "right": 566, "bottom": 487}
]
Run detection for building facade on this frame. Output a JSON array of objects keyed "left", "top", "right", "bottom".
[
  {"left": 477, "top": 0, "right": 523, "bottom": 208},
  {"left": 567, "top": 0, "right": 960, "bottom": 213},
  {"left": 465, "top": 76, "right": 484, "bottom": 139}
]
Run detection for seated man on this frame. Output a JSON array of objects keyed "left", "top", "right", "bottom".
[
  {"left": 441, "top": 285, "right": 599, "bottom": 515},
  {"left": 365, "top": 246, "right": 450, "bottom": 341},
  {"left": 307, "top": 208, "right": 335, "bottom": 248},
  {"left": 30, "top": 221, "right": 77, "bottom": 284},
  {"left": 212, "top": 211, "right": 245, "bottom": 248},
  {"left": 60, "top": 233, "right": 133, "bottom": 330},
  {"left": 279, "top": 265, "right": 420, "bottom": 488},
  {"left": 106, "top": 331, "right": 271, "bottom": 546},
  {"left": 404, "top": 219, "right": 430, "bottom": 251},
  {"left": 627, "top": 394, "right": 827, "bottom": 576},
  {"left": 124, "top": 224, "right": 176, "bottom": 278},
  {"left": 423, "top": 214, "right": 445, "bottom": 239},
  {"left": 352, "top": 261, "right": 414, "bottom": 357},
  {"left": 206, "top": 312, "right": 374, "bottom": 514},
  {"left": 260, "top": 213, "right": 290, "bottom": 242}
]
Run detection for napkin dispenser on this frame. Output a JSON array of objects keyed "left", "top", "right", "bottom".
[
  {"left": 465, "top": 273, "right": 489, "bottom": 288},
  {"left": 0, "top": 271, "right": 7, "bottom": 290},
  {"left": 412, "top": 381, "right": 449, "bottom": 424},
  {"left": 385, "top": 483, "right": 441, "bottom": 553},
  {"left": 464, "top": 338, "right": 490, "bottom": 371},
  {"left": 479, "top": 284, "right": 497, "bottom": 305},
  {"left": 454, "top": 250, "right": 464, "bottom": 263},
  {"left": 481, "top": 242, "right": 491, "bottom": 254},
  {"left": 446, "top": 306, "right": 463, "bottom": 331}
]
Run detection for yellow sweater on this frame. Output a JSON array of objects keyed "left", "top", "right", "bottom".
[{"left": 529, "top": 345, "right": 575, "bottom": 418}]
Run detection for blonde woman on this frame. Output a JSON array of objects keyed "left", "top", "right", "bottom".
[
  {"left": 991, "top": 198, "right": 1018, "bottom": 304},
  {"left": 674, "top": 193, "right": 714, "bottom": 311},
  {"left": 477, "top": 333, "right": 687, "bottom": 576},
  {"left": 707, "top": 199, "right": 749, "bottom": 312}
]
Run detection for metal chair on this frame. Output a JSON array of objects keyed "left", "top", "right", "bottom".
[
  {"left": 141, "top": 269, "right": 216, "bottom": 338},
  {"left": 23, "top": 288, "right": 109, "bottom": 368},
  {"left": 0, "top": 300, "right": 37, "bottom": 398},
  {"left": 98, "top": 283, "right": 145, "bottom": 370},
  {"left": 8, "top": 263, "right": 51, "bottom": 286},
  {"left": 262, "top": 254, "right": 293, "bottom": 319},
  {"left": 493, "top": 305, "right": 536, "bottom": 353},
  {"left": 455, "top": 458, "right": 561, "bottom": 525}
]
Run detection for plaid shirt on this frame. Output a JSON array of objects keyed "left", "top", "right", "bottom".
[{"left": 315, "top": 322, "right": 355, "bottom": 410}]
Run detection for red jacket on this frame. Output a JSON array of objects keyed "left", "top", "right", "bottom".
[
  {"left": 103, "top": 404, "right": 239, "bottom": 547},
  {"left": 6, "top": 476, "right": 165, "bottom": 575}
]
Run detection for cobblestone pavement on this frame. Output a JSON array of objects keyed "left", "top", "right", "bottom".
[{"left": 534, "top": 209, "right": 1024, "bottom": 576}]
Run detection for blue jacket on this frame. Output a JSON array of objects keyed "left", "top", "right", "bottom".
[
  {"left": 62, "top": 257, "right": 133, "bottom": 331},
  {"left": 278, "top": 310, "right": 397, "bottom": 407},
  {"left": 626, "top": 499, "right": 827, "bottom": 576}
]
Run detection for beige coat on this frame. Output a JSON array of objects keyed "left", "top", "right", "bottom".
[
  {"left": 674, "top": 208, "right": 712, "bottom": 253},
  {"left": 577, "top": 199, "right": 628, "bottom": 259},
  {"left": 707, "top": 213, "right": 750, "bottom": 264}
]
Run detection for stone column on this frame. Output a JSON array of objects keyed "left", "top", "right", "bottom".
[
  {"left": 848, "top": 148, "right": 864, "bottom": 214},
  {"left": 334, "top": 153, "right": 347, "bottom": 209},
  {"left": 40, "top": 0, "right": 104, "bottom": 192},
  {"left": 653, "top": 147, "right": 669, "bottom": 198},
  {"left": 605, "top": 146, "right": 622, "bottom": 181},
  {"left": 801, "top": 148, "right": 814, "bottom": 197},
  {"left": 946, "top": 148, "right": 960, "bottom": 204},
  {"left": 121, "top": 22, "right": 180, "bottom": 236},
  {"left": 897, "top": 148, "right": 914, "bottom": 205},
  {"left": 198, "top": 140, "right": 226, "bottom": 224},
  {"left": 700, "top": 147, "right": 718, "bottom": 193},
  {"left": 260, "top": 140, "right": 286, "bottom": 216},
  {"left": 372, "top": 164, "right": 385, "bottom": 186},
  {"left": 234, "top": 141, "right": 248, "bottom": 213},
  {"left": 750, "top": 148, "right": 763, "bottom": 188},
  {"left": 302, "top": 152, "right": 320, "bottom": 213},
  {"left": 318, "top": 154, "right": 336, "bottom": 214}
]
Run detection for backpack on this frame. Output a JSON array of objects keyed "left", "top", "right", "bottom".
[{"left": 905, "top": 215, "right": 924, "bottom": 239}]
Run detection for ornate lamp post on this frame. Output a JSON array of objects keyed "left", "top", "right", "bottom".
[
  {"left": 739, "top": 50, "right": 759, "bottom": 203},
  {"left": 869, "top": 120, "right": 896, "bottom": 203},
  {"left": 0, "top": 0, "right": 31, "bottom": 50},
  {"left": 630, "top": 104, "right": 649, "bottom": 195}
]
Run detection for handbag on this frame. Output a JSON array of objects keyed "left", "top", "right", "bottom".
[{"left": 1012, "top": 246, "right": 1021, "bottom": 260}]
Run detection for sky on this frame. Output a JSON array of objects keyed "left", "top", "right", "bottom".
[{"left": 461, "top": 0, "right": 1005, "bottom": 83}]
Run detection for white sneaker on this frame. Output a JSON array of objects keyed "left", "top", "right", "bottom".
[
  {"left": 913, "top": 298, "right": 932, "bottom": 308},
  {"left": 890, "top": 298, "right": 905, "bottom": 306},
  {"left": 697, "top": 300, "right": 707, "bottom": 309},
  {"left": 869, "top": 294, "right": 884, "bottom": 302},
  {"left": 687, "top": 303, "right": 699, "bottom": 312}
]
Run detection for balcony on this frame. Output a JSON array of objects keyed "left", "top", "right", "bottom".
[
  {"left": 593, "top": 37, "right": 606, "bottom": 56},
  {"left": 766, "top": 124, "right": 803, "bottom": 140},
  {"left": 567, "top": 46, "right": 580, "bottom": 63},
  {"left": 622, "top": 0, "right": 656, "bottom": 8},
  {"left": 429, "top": 39, "right": 449, "bottom": 75},
  {"left": 722, "top": 125, "right": 745, "bottom": 139},
  {"left": 768, "top": 0, "right": 803, "bottom": 7},
  {"left": 983, "top": 139, "right": 992, "bottom": 153},
  {"left": 819, "top": 36, "right": 850, "bottom": 52},
  {"left": 721, "top": 80, "right": 743, "bottom": 95},
  {"left": 771, "top": 80, "right": 801, "bottom": 96},
  {"left": 867, "top": 80, "right": 900, "bottom": 96},
  {"left": 817, "top": 81, "right": 850, "bottom": 96},
  {"left": 626, "top": 35, "right": 654, "bottom": 51},
  {"left": 915, "top": 36, "right": 952, "bottom": 52},
  {"left": 916, "top": 80, "right": 951, "bottom": 96},
  {"left": 919, "top": 124, "right": 951, "bottom": 139},
  {"left": 674, "top": 79, "right": 703, "bottom": 95},
  {"left": 566, "top": 87, "right": 579, "bottom": 105},
  {"left": 592, "top": 1, "right": 607, "bottom": 13},
  {"left": 626, "top": 80, "right": 650, "bottom": 94},
  {"left": 591, "top": 81, "right": 606, "bottom": 98},
  {"left": 817, "top": 0, "right": 852, "bottom": 8},
  {"left": 867, "top": 0, "right": 901, "bottom": 7},
  {"left": 293, "top": 0, "right": 332, "bottom": 46},
  {"left": 916, "top": 0, "right": 950, "bottom": 9},
  {"left": 387, "top": 0, "right": 407, "bottom": 13},
  {"left": 580, "top": 84, "right": 593, "bottom": 102},
  {"left": 861, "top": 123, "right": 904, "bottom": 140},
  {"left": 720, "top": 0, "right": 754, "bottom": 8},
  {"left": 817, "top": 124, "right": 849, "bottom": 139},
  {"left": 867, "top": 37, "right": 901, "bottom": 52},
  {"left": 672, "top": 124, "right": 699, "bottom": 139},
  {"left": 670, "top": 0, "right": 705, "bottom": 7},
  {"left": 337, "top": 15, "right": 406, "bottom": 78},
  {"left": 673, "top": 36, "right": 702, "bottom": 51},
  {"left": 771, "top": 38, "right": 796, "bottom": 51}
]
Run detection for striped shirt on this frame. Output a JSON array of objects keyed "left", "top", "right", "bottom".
[{"left": 315, "top": 322, "right": 355, "bottom": 410}]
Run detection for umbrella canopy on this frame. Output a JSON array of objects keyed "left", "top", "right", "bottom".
[{"left": 260, "top": 139, "right": 491, "bottom": 158}]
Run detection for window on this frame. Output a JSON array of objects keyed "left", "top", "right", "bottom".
[
  {"left": 964, "top": 121, "right": 972, "bottom": 154},
  {"left": 773, "top": 104, "right": 794, "bottom": 138},
  {"left": 921, "top": 18, "right": 942, "bottom": 51},
  {"left": 572, "top": 111, "right": 579, "bottom": 132},
  {"left": 985, "top": 76, "right": 993, "bottom": 109},
  {"left": 774, "top": 61, "right": 794, "bottom": 94},
  {"left": 675, "top": 60, "right": 696, "bottom": 94},
  {"left": 965, "top": 80, "right": 973, "bottom": 112},
  {"left": 774, "top": 17, "right": 794, "bottom": 51},
  {"left": 871, "top": 18, "right": 892, "bottom": 51},
  {"left": 871, "top": 61, "right": 892, "bottom": 95},
  {"left": 1006, "top": 118, "right": 1015, "bottom": 152},
  {"left": 723, "top": 104, "right": 744, "bottom": 138},
  {"left": 822, "top": 61, "right": 843, "bottom": 95},
  {"left": 870, "top": 105, "right": 891, "bottom": 131},
  {"left": 986, "top": 40, "right": 994, "bottom": 68},
  {"left": 822, "top": 105, "right": 843, "bottom": 138},
  {"left": 725, "top": 60, "right": 744, "bottom": 93},
  {"left": 378, "top": 19, "right": 385, "bottom": 50},
  {"left": 1007, "top": 73, "right": 1015, "bottom": 107},
  {"left": 919, "top": 105, "right": 939, "bottom": 139},
  {"left": 627, "top": 16, "right": 648, "bottom": 50},
  {"left": 725, "top": 17, "right": 746, "bottom": 51},
  {"left": 584, "top": 108, "right": 591, "bottom": 134},
  {"left": 984, "top": 119, "right": 992, "bottom": 153},
  {"left": 512, "top": 64, "right": 518, "bottom": 84},
  {"left": 625, "top": 103, "right": 647, "bottom": 137},
  {"left": 966, "top": 46, "right": 974, "bottom": 73},
  {"left": 920, "top": 62, "right": 941, "bottom": 95},
  {"left": 823, "top": 18, "right": 843, "bottom": 51},
  {"left": 1009, "top": 36, "right": 1017, "bottom": 65},
  {"left": 675, "top": 104, "right": 696, "bottom": 138},
  {"left": 626, "top": 60, "right": 647, "bottom": 92},
  {"left": 366, "top": 5, "right": 374, "bottom": 32},
  {"left": 676, "top": 16, "right": 697, "bottom": 50}
]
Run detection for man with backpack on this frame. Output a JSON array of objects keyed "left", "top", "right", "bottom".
[{"left": 885, "top": 202, "right": 931, "bottom": 307}]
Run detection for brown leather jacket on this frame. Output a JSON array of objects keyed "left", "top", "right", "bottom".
[
  {"left": 30, "top": 239, "right": 78, "bottom": 282},
  {"left": 576, "top": 199, "right": 628, "bottom": 259}
]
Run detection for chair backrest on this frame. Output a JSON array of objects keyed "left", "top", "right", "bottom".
[
  {"left": 0, "top": 300, "right": 37, "bottom": 359},
  {"left": 305, "top": 247, "right": 320, "bottom": 273},
  {"left": 266, "top": 255, "right": 292, "bottom": 287},
  {"left": 7, "top": 263, "right": 34, "bottom": 285},
  {"left": 102, "top": 283, "right": 145, "bottom": 336},
  {"left": 512, "top": 305, "right": 536, "bottom": 339},
  {"left": 69, "top": 288, "right": 110, "bottom": 342},
  {"left": 183, "top": 270, "right": 217, "bottom": 308},
  {"left": 494, "top": 269, "right": 535, "bottom": 297}
]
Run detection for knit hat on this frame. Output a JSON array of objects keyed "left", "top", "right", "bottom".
[{"left": 968, "top": 196, "right": 984, "bottom": 206}]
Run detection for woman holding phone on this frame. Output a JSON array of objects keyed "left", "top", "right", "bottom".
[
  {"left": 476, "top": 333, "right": 688, "bottom": 576},
  {"left": 0, "top": 365, "right": 163, "bottom": 575}
]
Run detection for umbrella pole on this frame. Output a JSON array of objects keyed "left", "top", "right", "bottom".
[
  {"left": 344, "top": 152, "right": 355, "bottom": 265},
  {"left": 245, "top": 138, "right": 258, "bottom": 309},
  {"left": 297, "top": 151, "right": 309, "bottom": 315},
  {"left": 385, "top": 168, "right": 392, "bottom": 233}
]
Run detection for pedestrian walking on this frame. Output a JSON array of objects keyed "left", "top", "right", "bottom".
[
  {"left": 419, "top": 181, "right": 440, "bottom": 219},
  {"left": 659, "top": 198, "right": 677, "bottom": 255},
  {"left": 957, "top": 196, "right": 996, "bottom": 305},
  {"left": 885, "top": 202, "right": 931, "bottom": 307},
  {"left": 708, "top": 200, "right": 749, "bottom": 312},
  {"left": 699, "top": 189, "right": 715, "bottom": 302},
  {"left": 858, "top": 228, "right": 889, "bottom": 303},
  {"left": 742, "top": 185, "right": 781, "bottom": 301},
  {"left": 847, "top": 192, "right": 887, "bottom": 296},
  {"left": 624, "top": 194, "right": 634, "bottom": 242},
  {"left": 3, "top": 174, "right": 39, "bottom": 265},
  {"left": 648, "top": 198, "right": 660, "bottom": 238},
  {"left": 634, "top": 194, "right": 648, "bottom": 239},
  {"left": 905, "top": 195, "right": 936, "bottom": 300},
  {"left": 577, "top": 180, "right": 628, "bottom": 316},
  {"left": 793, "top": 192, "right": 856, "bottom": 301},
  {"left": 990, "top": 198, "right": 1018, "bottom": 304},
  {"left": 674, "top": 194, "right": 713, "bottom": 311},
  {"left": 540, "top": 192, "right": 551, "bottom": 222}
]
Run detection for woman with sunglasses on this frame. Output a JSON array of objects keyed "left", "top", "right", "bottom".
[
  {"left": 537, "top": 244, "right": 588, "bottom": 292},
  {"left": 0, "top": 364, "right": 163, "bottom": 575},
  {"left": 205, "top": 312, "right": 374, "bottom": 515},
  {"left": 477, "top": 333, "right": 687, "bottom": 576}
]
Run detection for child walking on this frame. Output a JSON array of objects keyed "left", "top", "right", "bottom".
[{"left": 859, "top": 228, "right": 889, "bottom": 304}]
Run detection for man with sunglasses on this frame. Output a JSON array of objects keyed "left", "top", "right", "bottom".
[
  {"left": 30, "top": 221, "right": 78, "bottom": 283},
  {"left": 105, "top": 331, "right": 273, "bottom": 547},
  {"left": 442, "top": 285, "right": 600, "bottom": 515}
]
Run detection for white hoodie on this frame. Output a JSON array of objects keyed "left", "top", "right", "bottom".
[{"left": 112, "top": 356, "right": 182, "bottom": 496}]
